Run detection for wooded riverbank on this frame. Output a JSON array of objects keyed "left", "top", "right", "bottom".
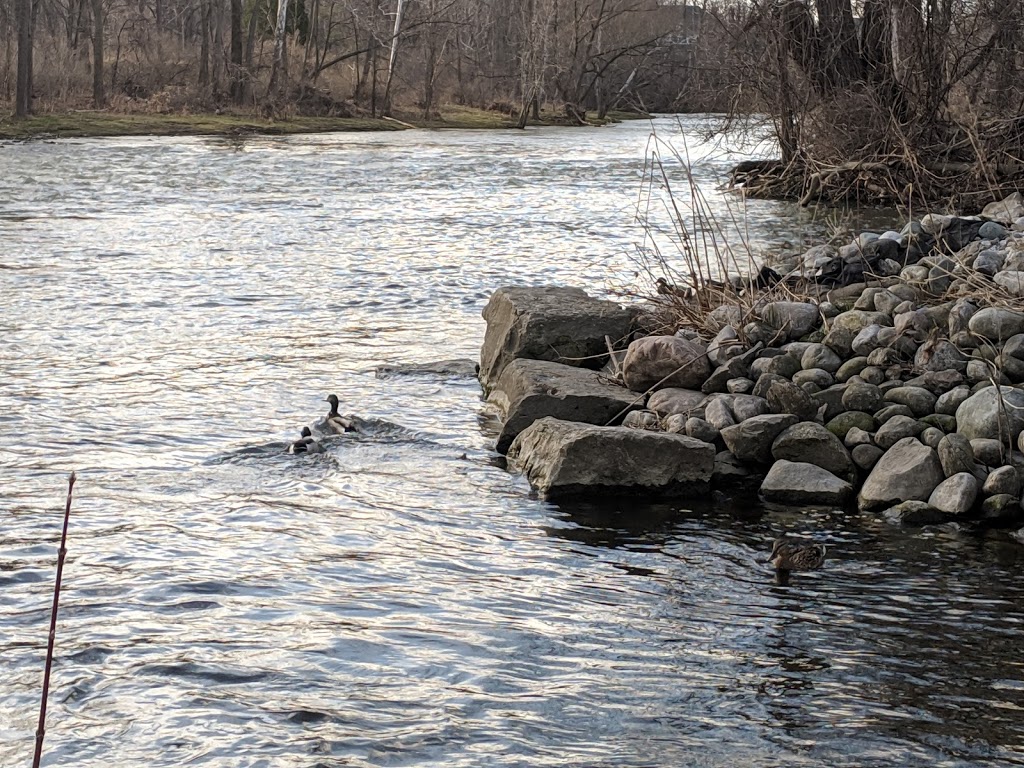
[{"left": 0, "top": 106, "right": 647, "bottom": 140}]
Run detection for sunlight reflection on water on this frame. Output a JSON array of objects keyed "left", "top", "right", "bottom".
[{"left": 2, "top": 117, "right": 1024, "bottom": 767}]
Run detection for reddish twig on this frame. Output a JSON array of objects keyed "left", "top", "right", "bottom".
[{"left": 32, "top": 471, "right": 76, "bottom": 768}]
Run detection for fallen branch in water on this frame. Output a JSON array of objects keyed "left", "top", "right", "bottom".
[{"left": 32, "top": 471, "right": 77, "bottom": 768}]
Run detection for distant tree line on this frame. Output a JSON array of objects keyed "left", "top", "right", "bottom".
[{"left": 0, "top": 0, "right": 738, "bottom": 118}]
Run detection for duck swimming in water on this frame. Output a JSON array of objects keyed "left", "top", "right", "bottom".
[
  {"left": 324, "top": 394, "right": 358, "bottom": 433},
  {"left": 767, "top": 537, "right": 827, "bottom": 585},
  {"left": 288, "top": 427, "right": 323, "bottom": 455}
]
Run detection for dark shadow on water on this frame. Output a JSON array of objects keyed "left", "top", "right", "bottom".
[{"left": 540, "top": 492, "right": 771, "bottom": 552}]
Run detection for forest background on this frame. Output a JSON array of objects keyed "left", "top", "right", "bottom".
[{"left": 2, "top": 0, "right": 1022, "bottom": 206}]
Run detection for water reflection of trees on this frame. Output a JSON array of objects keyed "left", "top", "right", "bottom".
[{"left": 539, "top": 498, "right": 1024, "bottom": 763}]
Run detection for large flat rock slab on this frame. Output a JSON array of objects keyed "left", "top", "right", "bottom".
[
  {"left": 479, "top": 286, "right": 635, "bottom": 393},
  {"left": 507, "top": 417, "right": 714, "bottom": 500},
  {"left": 489, "top": 359, "right": 644, "bottom": 453}
]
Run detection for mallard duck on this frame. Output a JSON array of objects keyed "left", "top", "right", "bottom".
[
  {"left": 767, "top": 537, "right": 827, "bottom": 584},
  {"left": 324, "top": 394, "right": 357, "bottom": 433},
  {"left": 288, "top": 427, "right": 323, "bottom": 455}
]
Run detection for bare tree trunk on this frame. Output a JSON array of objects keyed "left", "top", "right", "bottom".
[
  {"left": 211, "top": 0, "right": 223, "bottom": 92},
  {"left": 198, "top": 0, "right": 210, "bottom": 86},
  {"left": 301, "top": 0, "right": 318, "bottom": 81},
  {"left": 358, "top": 35, "right": 375, "bottom": 102},
  {"left": 382, "top": 0, "right": 406, "bottom": 114},
  {"left": 90, "top": 0, "right": 103, "bottom": 107},
  {"left": 229, "top": 0, "right": 242, "bottom": 101},
  {"left": 267, "top": 0, "right": 290, "bottom": 101},
  {"left": 243, "top": 0, "right": 259, "bottom": 101},
  {"left": 15, "top": 0, "right": 32, "bottom": 116}
]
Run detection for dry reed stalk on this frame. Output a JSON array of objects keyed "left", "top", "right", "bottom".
[{"left": 32, "top": 472, "right": 77, "bottom": 768}]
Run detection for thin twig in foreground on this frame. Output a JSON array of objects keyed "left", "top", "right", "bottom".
[{"left": 32, "top": 471, "right": 77, "bottom": 768}]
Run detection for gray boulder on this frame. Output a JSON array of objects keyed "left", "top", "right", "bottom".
[
  {"left": 766, "top": 380, "right": 819, "bottom": 421},
  {"left": 980, "top": 221, "right": 1009, "bottom": 240},
  {"left": 882, "top": 500, "right": 948, "bottom": 526},
  {"left": 935, "top": 385, "right": 971, "bottom": 415},
  {"left": 647, "top": 388, "right": 706, "bottom": 417},
  {"left": 955, "top": 386, "right": 1024, "bottom": 441},
  {"left": 982, "top": 192, "right": 1024, "bottom": 224},
  {"left": 921, "top": 427, "right": 944, "bottom": 449},
  {"left": 927, "top": 472, "right": 979, "bottom": 516},
  {"left": 874, "top": 415, "right": 926, "bottom": 450},
  {"left": 902, "top": 370, "right": 966, "bottom": 395},
  {"left": 761, "top": 301, "right": 821, "bottom": 339},
  {"left": 731, "top": 394, "right": 770, "bottom": 422},
  {"left": 813, "top": 383, "right": 851, "bottom": 421},
  {"left": 860, "top": 366, "right": 886, "bottom": 385},
  {"left": 858, "top": 437, "right": 944, "bottom": 510},
  {"left": 948, "top": 298, "right": 978, "bottom": 336},
  {"left": 824, "top": 311, "right": 894, "bottom": 356},
  {"left": 968, "top": 307, "right": 1024, "bottom": 342},
  {"left": 837, "top": 357, "right": 870, "bottom": 382},
  {"left": 793, "top": 368, "right": 834, "bottom": 389},
  {"left": 843, "top": 381, "right": 882, "bottom": 413},
  {"left": 844, "top": 427, "right": 874, "bottom": 448},
  {"left": 994, "top": 271, "right": 1024, "bottom": 297},
  {"left": 851, "top": 324, "right": 884, "bottom": 356},
  {"left": 702, "top": 356, "right": 750, "bottom": 394},
  {"left": 727, "top": 377, "right": 754, "bottom": 394},
  {"left": 801, "top": 344, "right": 842, "bottom": 373},
  {"left": 707, "top": 325, "right": 744, "bottom": 367},
  {"left": 686, "top": 417, "right": 720, "bottom": 443},
  {"left": 874, "top": 290, "right": 903, "bottom": 316},
  {"left": 884, "top": 386, "right": 938, "bottom": 417},
  {"left": 761, "top": 460, "right": 852, "bottom": 505},
  {"left": 981, "top": 494, "right": 1023, "bottom": 524},
  {"left": 622, "top": 410, "right": 661, "bottom": 430},
  {"left": 507, "top": 418, "right": 715, "bottom": 499},
  {"left": 914, "top": 339, "right": 967, "bottom": 373},
  {"left": 983, "top": 465, "right": 1021, "bottom": 497},
  {"left": 479, "top": 286, "right": 634, "bottom": 392},
  {"left": 971, "top": 438, "right": 1005, "bottom": 466},
  {"left": 921, "top": 413, "right": 957, "bottom": 432},
  {"left": 704, "top": 397, "right": 737, "bottom": 431},
  {"left": 938, "top": 433, "right": 977, "bottom": 478},
  {"left": 866, "top": 347, "right": 901, "bottom": 368},
  {"left": 751, "top": 353, "right": 801, "bottom": 380},
  {"left": 721, "top": 414, "right": 799, "bottom": 463},
  {"left": 772, "top": 422, "right": 855, "bottom": 481},
  {"left": 489, "top": 359, "right": 644, "bottom": 453},
  {"left": 826, "top": 411, "right": 877, "bottom": 440},
  {"left": 622, "top": 335, "right": 712, "bottom": 392},
  {"left": 752, "top": 372, "right": 788, "bottom": 400},
  {"left": 875, "top": 403, "right": 915, "bottom": 423},
  {"left": 852, "top": 443, "right": 884, "bottom": 470},
  {"left": 974, "top": 249, "right": 1005, "bottom": 276},
  {"left": 663, "top": 414, "right": 687, "bottom": 433}
]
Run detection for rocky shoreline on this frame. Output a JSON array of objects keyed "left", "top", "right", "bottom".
[{"left": 479, "top": 192, "right": 1024, "bottom": 542}]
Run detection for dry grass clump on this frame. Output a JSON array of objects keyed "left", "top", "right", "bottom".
[{"left": 622, "top": 123, "right": 824, "bottom": 341}]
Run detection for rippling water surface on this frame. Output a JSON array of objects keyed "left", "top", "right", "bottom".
[{"left": 2, "top": 116, "right": 1024, "bottom": 767}]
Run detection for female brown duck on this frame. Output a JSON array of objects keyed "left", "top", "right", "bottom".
[{"left": 768, "top": 537, "right": 827, "bottom": 585}]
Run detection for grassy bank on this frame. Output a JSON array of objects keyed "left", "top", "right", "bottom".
[{"left": 0, "top": 105, "right": 651, "bottom": 141}]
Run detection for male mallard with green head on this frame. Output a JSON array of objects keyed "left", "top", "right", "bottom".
[
  {"left": 324, "top": 394, "right": 358, "bottom": 434},
  {"left": 767, "top": 537, "right": 827, "bottom": 585}
]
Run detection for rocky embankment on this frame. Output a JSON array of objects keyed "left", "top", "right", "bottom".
[{"left": 480, "top": 193, "right": 1024, "bottom": 541}]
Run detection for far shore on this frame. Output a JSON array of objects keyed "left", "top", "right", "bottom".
[{"left": 0, "top": 105, "right": 651, "bottom": 141}]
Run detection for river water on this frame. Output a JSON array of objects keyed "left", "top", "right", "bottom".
[{"left": 2, "top": 116, "right": 1024, "bottom": 767}]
